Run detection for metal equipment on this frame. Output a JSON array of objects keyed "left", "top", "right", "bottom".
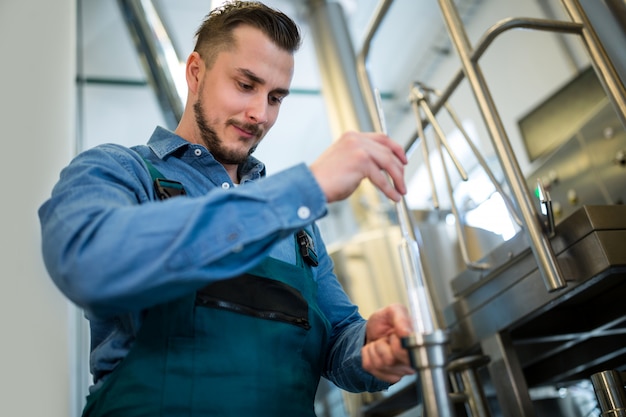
[
  {"left": 432, "top": 0, "right": 626, "bottom": 414},
  {"left": 117, "top": 0, "right": 184, "bottom": 129},
  {"left": 356, "top": 0, "right": 626, "bottom": 416},
  {"left": 358, "top": 2, "right": 500, "bottom": 416},
  {"left": 591, "top": 370, "right": 626, "bottom": 416}
]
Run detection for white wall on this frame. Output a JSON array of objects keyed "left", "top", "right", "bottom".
[{"left": 0, "top": 1, "right": 75, "bottom": 416}]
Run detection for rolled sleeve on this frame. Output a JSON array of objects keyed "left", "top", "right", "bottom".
[{"left": 324, "top": 320, "right": 391, "bottom": 393}]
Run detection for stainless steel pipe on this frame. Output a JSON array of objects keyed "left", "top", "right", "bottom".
[
  {"left": 448, "top": 355, "right": 492, "bottom": 417},
  {"left": 591, "top": 370, "right": 626, "bottom": 417},
  {"left": 117, "top": 0, "right": 184, "bottom": 129},
  {"left": 403, "top": 331, "right": 456, "bottom": 417}
]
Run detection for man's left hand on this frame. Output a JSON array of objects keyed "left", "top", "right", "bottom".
[{"left": 362, "top": 304, "right": 415, "bottom": 383}]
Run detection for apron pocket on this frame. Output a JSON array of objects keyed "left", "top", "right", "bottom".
[{"left": 195, "top": 274, "right": 310, "bottom": 330}]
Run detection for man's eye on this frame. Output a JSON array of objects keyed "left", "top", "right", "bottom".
[
  {"left": 269, "top": 95, "right": 284, "bottom": 105},
  {"left": 239, "top": 82, "right": 253, "bottom": 90}
]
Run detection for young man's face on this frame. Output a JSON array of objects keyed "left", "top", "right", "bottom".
[{"left": 193, "top": 25, "right": 295, "bottom": 165}]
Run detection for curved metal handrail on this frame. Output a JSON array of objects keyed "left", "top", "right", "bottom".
[
  {"left": 355, "top": 0, "right": 394, "bottom": 133},
  {"left": 437, "top": 0, "right": 568, "bottom": 292},
  {"left": 405, "top": 17, "right": 583, "bottom": 157}
]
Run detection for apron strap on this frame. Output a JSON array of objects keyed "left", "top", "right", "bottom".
[{"left": 140, "top": 155, "right": 187, "bottom": 200}]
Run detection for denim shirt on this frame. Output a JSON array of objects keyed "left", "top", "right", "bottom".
[{"left": 39, "top": 127, "right": 389, "bottom": 394}]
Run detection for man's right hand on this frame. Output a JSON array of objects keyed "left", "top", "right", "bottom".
[{"left": 309, "top": 131, "right": 408, "bottom": 203}]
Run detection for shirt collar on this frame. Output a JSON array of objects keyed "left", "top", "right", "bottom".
[
  {"left": 239, "top": 155, "right": 266, "bottom": 181},
  {"left": 146, "top": 126, "right": 267, "bottom": 180},
  {"left": 146, "top": 126, "right": 190, "bottom": 159}
]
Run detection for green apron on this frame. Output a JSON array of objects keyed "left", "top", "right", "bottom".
[{"left": 82, "top": 238, "right": 331, "bottom": 416}]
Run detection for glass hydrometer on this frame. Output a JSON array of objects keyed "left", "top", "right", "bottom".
[{"left": 373, "top": 89, "right": 437, "bottom": 335}]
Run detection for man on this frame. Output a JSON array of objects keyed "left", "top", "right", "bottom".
[{"left": 39, "top": 1, "right": 415, "bottom": 416}]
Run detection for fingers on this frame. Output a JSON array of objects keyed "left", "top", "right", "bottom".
[
  {"left": 363, "top": 304, "right": 415, "bottom": 383},
  {"left": 366, "top": 303, "right": 413, "bottom": 344},
  {"left": 365, "top": 157, "right": 405, "bottom": 202},
  {"left": 364, "top": 134, "right": 408, "bottom": 201},
  {"left": 309, "top": 132, "right": 408, "bottom": 203},
  {"left": 387, "top": 304, "right": 413, "bottom": 337},
  {"left": 362, "top": 333, "right": 415, "bottom": 383}
]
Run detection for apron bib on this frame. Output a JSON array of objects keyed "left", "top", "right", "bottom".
[{"left": 82, "top": 240, "right": 330, "bottom": 416}]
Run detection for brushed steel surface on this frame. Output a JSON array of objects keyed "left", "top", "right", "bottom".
[{"left": 445, "top": 205, "right": 626, "bottom": 387}]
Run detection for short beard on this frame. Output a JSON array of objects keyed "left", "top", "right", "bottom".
[{"left": 193, "top": 99, "right": 259, "bottom": 165}]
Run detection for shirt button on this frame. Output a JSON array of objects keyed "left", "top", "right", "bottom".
[
  {"left": 194, "top": 149, "right": 202, "bottom": 156},
  {"left": 221, "top": 182, "right": 230, "bottom": 189},
  {"left": 297, "top": 206, "right": 311, "bottom": 220}
]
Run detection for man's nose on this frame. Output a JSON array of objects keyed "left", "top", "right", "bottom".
[{"left": 245, "top": 95, "right": 269, "bottom": 124}]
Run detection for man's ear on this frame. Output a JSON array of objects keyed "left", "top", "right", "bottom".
[{"left": 185, "top": 51, "right": 204, "bottom": 96}]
